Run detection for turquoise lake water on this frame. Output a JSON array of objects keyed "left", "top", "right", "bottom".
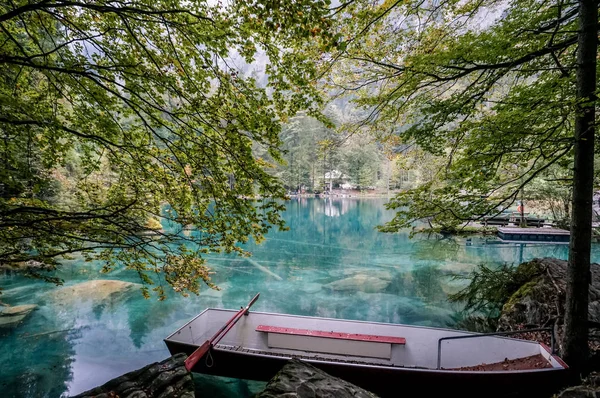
[{"left": 2, "top": 198, "right": 599, "bottom": 397}]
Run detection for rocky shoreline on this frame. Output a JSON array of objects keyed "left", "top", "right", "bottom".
[
  {"left": 73, "top": 354, "right": 194, "bottom": 398},
  {"left": 494, "top": 257, "right": 600, "bottom": 357},
  {"left": 71, "top": 355, "right": 379, "bottom": 398},
  {"left": 457, "top": 257, "right": 600, "bottom": 396}
]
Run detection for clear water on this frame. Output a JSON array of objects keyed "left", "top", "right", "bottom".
[{"left": 1, "top": 198, "right": 598, "bottom": 397}]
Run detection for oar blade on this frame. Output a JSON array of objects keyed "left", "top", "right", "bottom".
[{"left": 184, "top": 340, "right": 210, "bottom": 371}]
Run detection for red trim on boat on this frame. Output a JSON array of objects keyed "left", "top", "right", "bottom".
[
  {"left": 540, "top": 343, "right": 569, "bottom": 369},
  {"left": 540, "top": 343, "right": 552, "bottom": 355},
  {"left": 256, "top": 325, "right": 406, "bottom": 344},
  {"left": 552, "top": 356, "right": 569, "bottom": 369}
]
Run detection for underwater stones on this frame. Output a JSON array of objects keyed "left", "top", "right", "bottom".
[
  {"left": 439, "top": 261, "right": 475, "bottom": 273},
  {"left": 349, "top": 292, "right": 425, "bottom": 322},
  {"left": 324, "top": 274, "right": 390, "bottom": 293},
  {"left": 392, "top": 298, "right": 423, "bottom": 320},
  {"left": 440, "top": 278, "right": 467, "bottom": 296},
  {"left": 194, "top": 373, "right": 265, "bottom": 398},
  {"left": 339, "top": 269, "right": 394, "bottom": 281},
  {"left": 1, "top": 260, "right": 51, "bottom": 272},
  {"left": 380, "top": 272, "right": 395, "bottom": 281},
  {"left": 366, "top": 270, "right": 394, "bottom": 281},
  {"left": 73, "top": 353, "right": 194, "bottom": 398},
  {"left": 418, "top": 305, "right": 455, "bottom": 326},
  {"left": 299, "top": 283, "right": 322, "bottom": 294},
  {"left": 200, "top": 282, "right": 229, "bottom": 297},
  {"left": 0, "top": 304, "right": 37, "bottom": 327},
  {"left": 0, "top": 304, "right": 37, "bottom": 315},
  {"left": 49, "top": 280, "right": 140, "bottom": 304},
  {"left": 257, "top": 359, "right": 378, "bottom": 398}
]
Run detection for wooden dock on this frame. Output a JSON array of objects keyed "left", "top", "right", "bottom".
[{"left": 497, "top": 227, "right": 570, "bottom": 243}]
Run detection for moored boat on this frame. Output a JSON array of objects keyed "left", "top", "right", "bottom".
[{"left": 164, "top": 306, "right": 569, "bottom": 397}]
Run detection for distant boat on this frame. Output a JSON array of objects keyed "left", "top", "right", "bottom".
[
  {"left": 164, "top": 308, "right": 569, "bottom": 397},
  {"left": 480, "top": 213, "right": 546, "bottom": 227}
]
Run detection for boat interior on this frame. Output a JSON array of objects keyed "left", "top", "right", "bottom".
[{"left": 165, "top": 309, "right": 566, "bottom": 371}]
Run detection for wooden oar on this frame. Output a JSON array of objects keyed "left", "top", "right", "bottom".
[{"left": 184, "top": 293, "right": 260, "bottom": 371}]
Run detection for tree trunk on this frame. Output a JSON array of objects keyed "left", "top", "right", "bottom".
[
  {"left": 563, "top": 0, "right": 597, "bottom": 371},
  {"left": 290, "top": 152, "right": 294, "bottom": 191},
  {"left": 311, "top": 161, "right": 315, "bottom": 192},
  {"left": 329, "top": 153, "right": 333, "bottom": 192},
  {"left": 520, "top": 188, "right": 526, "bottom": 227},
  {"left": 387, "top": 157, "right": 391, "bottom": 197}
]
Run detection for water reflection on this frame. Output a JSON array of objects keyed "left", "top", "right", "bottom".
[
  {"left": 0, "top": 198, "right": 597, "bottom": 397},
  {"left": 0, "top": 326, "right": 77, "bottom": 397}
]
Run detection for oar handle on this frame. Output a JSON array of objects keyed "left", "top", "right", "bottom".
[
  {"left": 184, "top": 293, "right": 260, "bottom": 371},
  {"left": 213, "top": 293, "right": 260, "bottom": 346}
]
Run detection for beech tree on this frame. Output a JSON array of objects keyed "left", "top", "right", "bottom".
[
  {"left": 0, "top": 0, "right": 334, "bottom": 298},
  {"left": 322, "top": 0, "right": 598, "bottom": 368}
]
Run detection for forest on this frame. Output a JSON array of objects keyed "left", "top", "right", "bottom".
[{"left": 265, "top": 110, "right": 416, "bottom": 194}]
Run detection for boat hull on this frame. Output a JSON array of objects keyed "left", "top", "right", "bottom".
[{"left": 165, "top": 340, "right": 569, "bottom": 397}]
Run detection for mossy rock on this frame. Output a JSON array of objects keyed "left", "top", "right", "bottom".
[
  {"left": 502, "top": 280, "right": 541, "bottom": 312},
  {"left": 514, "top": 260, "right": 544, "bottom": 279}
]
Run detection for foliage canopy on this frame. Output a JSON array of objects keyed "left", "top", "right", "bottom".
[
  {"left": 0, "top": 0, "right": 333, "bottom": 298},
  {"left": 321, "top": 0, "right": 595, "bottom": 230}
]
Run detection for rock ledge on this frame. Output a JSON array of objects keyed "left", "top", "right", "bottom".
[
  {"left": 72, "top": 353, "right": 194, "bottom": 398},
  {"left": 257, "top": 358, "right": 378, "bottom": 398}
]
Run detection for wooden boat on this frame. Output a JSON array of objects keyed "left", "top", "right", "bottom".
[{"left": 164, "top": 308, "right": 569, "bottom": 397}]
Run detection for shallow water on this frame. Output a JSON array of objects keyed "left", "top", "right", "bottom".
[{"left": 1, "top": 198, "right": 598, "bottom": 397}]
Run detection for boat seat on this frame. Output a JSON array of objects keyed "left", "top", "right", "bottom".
[{"left": 256, "top": 325, "right": 406, "bottom": 344}]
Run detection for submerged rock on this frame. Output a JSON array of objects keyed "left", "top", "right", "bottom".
[
  {"left": 339, "top": 269, "right": 394, "bottom": 281},
  {"left": 200, "top": 282, "right": 229, "bottom": 297},
  {"left": 324, "top": 274, "right": 390, "bottom": 293},
  {"left": 0, "top": 304, "right": 37, "bottom": 328},
  {"left": 299, "top": 283, "right": 323, "bottom": 294},
  {"left": 0, "top": 304, "right": 37, "bottom": 315},
  {"left": 1, "top": 260, "right": 50, "bottom": 271},
  {"left": 256, "top": 359, "right": 378, "bottom": 398},
  {"left": 352, "top": 292, "right": 423, "bottom": 317},
  {"left": 72, "top": 353, "right": 193, "bottom": 398},
  {"left": 419, "top": 305, "right": 455, "bottom": 326},
  {"left": 49, "top": 280, "right": 140, "bottom": 304},
  {"left": 193, "top": 373, "right": 265, "bottom": 398}
]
